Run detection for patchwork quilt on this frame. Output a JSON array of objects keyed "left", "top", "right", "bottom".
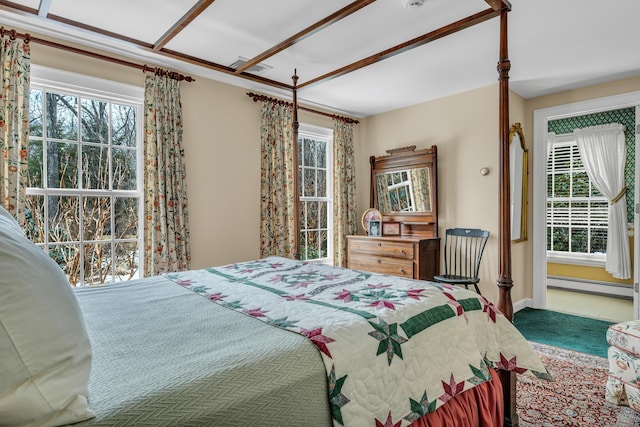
[{"left": 165, "top": 256, "right": 549, "bottom": 427}]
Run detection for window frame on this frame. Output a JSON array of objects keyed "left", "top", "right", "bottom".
[
  {"left": 28, "top": 65, "right": 145, "bottom": 285},
  {"left": 298, "top": 123, "right": 334, "bottom": 265},
  {"left": 546, "top": 132, "right": 607, "bottom": 267}
]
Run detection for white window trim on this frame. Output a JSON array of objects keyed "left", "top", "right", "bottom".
[
  {"left": 29, "top": 65, "right": 145, "bottom": 284},
  {"left": 299, "top": 123, "right": 334, "bottom": 265}
]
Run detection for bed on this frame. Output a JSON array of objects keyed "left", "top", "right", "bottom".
[{"left": 73, "top": 257, "right": 545, "bottom": 427}]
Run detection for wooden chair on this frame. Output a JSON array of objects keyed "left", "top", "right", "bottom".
[{"left": 433, "top": 228, "right": 490, "bottom": 294}]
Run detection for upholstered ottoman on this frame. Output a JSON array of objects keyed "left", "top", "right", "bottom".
[{"left": 606, "top": 320, "right": 640, "bottom": 411}]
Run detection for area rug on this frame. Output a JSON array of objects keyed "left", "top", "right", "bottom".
[
  {"left": 513, "top": 308, "right": 612, "bottom": 358},
  {"left": 517, "top": 342, "right": 640, "bottom": 426}
]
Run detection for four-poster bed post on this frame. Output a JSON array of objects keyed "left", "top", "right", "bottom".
[
  {"left": 495, "top": 4, "right": 517, "bottom": 427},
  {"left": 292, "top": 70, "right": 301, "bottom": 261}
]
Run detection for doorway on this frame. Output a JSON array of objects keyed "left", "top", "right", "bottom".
[{"left": 532, "top": 92, "right": 640, "bottom": 320}]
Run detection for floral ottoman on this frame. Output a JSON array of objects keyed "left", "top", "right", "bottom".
[{"left": 606, "top": 320, "right": 640, "bottom": 411}]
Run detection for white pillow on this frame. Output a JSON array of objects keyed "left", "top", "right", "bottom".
[{"left": 0, "top": 206, "right": 94, "bottom": 426}]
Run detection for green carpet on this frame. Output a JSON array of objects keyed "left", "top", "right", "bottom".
[{"left": 513, "top": 308, "right": 614, "bottom": 358}]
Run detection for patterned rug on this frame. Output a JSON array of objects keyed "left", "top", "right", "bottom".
[{"left": 517, "top": 342, "right": 640, "bottom": 426}]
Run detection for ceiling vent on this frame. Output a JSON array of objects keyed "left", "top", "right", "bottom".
[{"left": 229, "top": 57, "right": 273, "bottom": 73}]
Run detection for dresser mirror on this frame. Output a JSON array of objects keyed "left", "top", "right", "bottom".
[{"left": 370, "top": 145, "right": 438, "bottom": 238}]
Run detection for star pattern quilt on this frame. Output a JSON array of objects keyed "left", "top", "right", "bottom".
[{"left": 165, "top": 256, "right": 549, "bottom": 427}]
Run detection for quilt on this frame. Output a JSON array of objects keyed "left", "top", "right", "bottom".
[{"left": 165, "top": 256, "right": 549, "bottom": 427}]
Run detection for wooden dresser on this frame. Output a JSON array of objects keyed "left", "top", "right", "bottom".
[
  {"left": 350, "top": 145, "right": 441, "bottom": 281},
  {"left": 346, "top": 235, "right": 440, "bottom": 281}
]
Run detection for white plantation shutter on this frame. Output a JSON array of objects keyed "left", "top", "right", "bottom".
[{"left": 547, "top": 139, "right": 608, "bottom": 255}]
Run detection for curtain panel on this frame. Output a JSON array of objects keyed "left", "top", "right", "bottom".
[
  {"left": 143, "top": 73, "right": 191, "bottom": 276},
  {"left": 0, "top": 35, "right": 30, "bottom": 225},
  {"left": 259, "top": 101, "right": 296, "bottom": 258},
  {"left": 333, "top": 119, "right": 356, "bottom": 267},
  {"left": 575, "top": 123, "right": 631, "bottom": 279}
]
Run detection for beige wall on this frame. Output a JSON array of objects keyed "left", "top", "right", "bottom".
[{"left": 359, "top": 86, "right": 527, "bottom": 305}]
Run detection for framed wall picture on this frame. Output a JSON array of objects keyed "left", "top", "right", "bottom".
[
  {"left": 382, "top": 221, "right": 401, "bottom": 236},
  {"left": 368, "top": 220, "right": 382, "bottom": 237}
]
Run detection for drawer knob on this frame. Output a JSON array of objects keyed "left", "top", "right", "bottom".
[
  {"left": 400, "top": 249, "right": 405, "bottom": 254},
  {"left": 399, "top": 269, "right": 405, "bottom": 273},
  {"left": 377, "top": 243, "right": 382, "bottom": 247},
  {"left": 377, "top": 259, "right": 381, "bottom": 263}
]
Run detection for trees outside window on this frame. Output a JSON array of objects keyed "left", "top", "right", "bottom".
[
  {"left": 298, "top": 124, "right": 333, "bottom": 263},
  {"left": 26, "top": 73, "right": 143, "bottom": 286}
]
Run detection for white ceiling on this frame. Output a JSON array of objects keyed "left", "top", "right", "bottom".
[{"left": 0, "top": 0, "right": 639, "bottom": 118}]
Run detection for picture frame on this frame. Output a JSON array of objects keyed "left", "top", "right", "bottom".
[
  {"left": 382, "top": 221, "right": 401, "bottom": 236},
  {"left": 368, "top": 220, "right": 382, "bottom": 237},
  {"left": 361, "top": 208, "right": 382, "bottom": 234}
]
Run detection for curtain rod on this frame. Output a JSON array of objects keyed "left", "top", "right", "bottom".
[
  {"left": 246, "top": 92, "right": 359, "bottom": 124},
  {"left": 0, "top": 27, "right": 195, "bottom": 82}
]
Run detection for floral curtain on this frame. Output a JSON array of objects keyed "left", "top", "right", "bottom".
[
  {"left": 143, "top": 72, "right": 191, "bottom": 276},
  {"left": 575, "top": 123, "right": 630, "bottom": 279},
  {"left": 333, "top": 119, "right": 356, "bottom": 267},
  {"left": 410, "top": 167, "right": 431, "bottom": 212},
  {"left": 0, "top": 34, "right": 30, "bottom": 225},
  {"left": 375, "top": 173, "right": 392, "bottom": 213},
  {"left": 259, "top": 101, "right": 296, "bottom": 258}
]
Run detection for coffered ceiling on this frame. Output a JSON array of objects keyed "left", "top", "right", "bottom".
[{"left": 0, "top": 0, "right": 638, "bottom": 117}]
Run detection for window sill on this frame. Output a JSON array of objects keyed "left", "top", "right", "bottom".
[{"left": 546, "top": 252, "right": 605, "bottom": 267}]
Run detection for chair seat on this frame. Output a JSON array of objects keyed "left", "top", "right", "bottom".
[
  {"left": 607, "top": 320, "right": 640, "bottom": 355},
  {"left": 433, "top": 274, "right": 480, "bottom": 285}
]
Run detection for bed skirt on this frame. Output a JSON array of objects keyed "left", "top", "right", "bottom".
[{"left": 411, "top": 368, "right": 503, "bottom": 427}]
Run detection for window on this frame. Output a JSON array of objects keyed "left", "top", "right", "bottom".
[
  {"left": 546, "top": 135, "right": 607, "bottom": 264},
  {"left": 25, "top": 67, "right": 144, "bottom": 286},
  {"left": 298, "top": 124, "right": 333, "bottom": 263}
]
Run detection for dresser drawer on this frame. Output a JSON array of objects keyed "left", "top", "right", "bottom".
[
  {"left": 348, "top": 239, "right": 414, "bottom": 259},
  {"left": 348, "top": 253, "right": 414, "bottom": 279}
]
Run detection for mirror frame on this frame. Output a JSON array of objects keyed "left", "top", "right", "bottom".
[
  {"left": 370, "top": 145, "right": 438, "bottom": 238},
  {"left": 509, "top": 123, "right": 528, "bottom": 242}
]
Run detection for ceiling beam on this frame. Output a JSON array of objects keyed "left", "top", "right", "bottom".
[
  {"left": 37, "top": 0, "right": 52, "bottom": 17},
  {"left": 234, "top": 0, "right": 376, "bottom": 74},
  {"left": 153, "top": 0, "right": 216, "bottom": 51},
  {"left": 299, "top": 7, "right": 500, "bottom": 89},
  {"left": 0, "top": 1, "right": 37, "bottom": 15}
]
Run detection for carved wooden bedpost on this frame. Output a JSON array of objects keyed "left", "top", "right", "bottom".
[
  {"left": 292, "top": 70, "right": 301, "bottom": 260},
  {"left": 495, "top": 6, "right": 518, "bottom": 427}
]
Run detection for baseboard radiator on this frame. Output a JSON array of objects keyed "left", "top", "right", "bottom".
[{"left": 547, "top": 276, "right": 633, "bottom": 299}]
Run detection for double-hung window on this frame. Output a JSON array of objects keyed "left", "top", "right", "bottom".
[
  {"left": 298, "top": 124, "right": 333, "bottom": 263},
  {"left": 546, "top": 134, "right": 608, "bottom": 265},
  {"left": 25, "top": 67, "right": 144, "bottom": 286}
]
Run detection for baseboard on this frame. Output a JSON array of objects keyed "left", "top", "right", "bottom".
[
  {"left": 513, "top": 298, "right": 532, "bottom": 313},
  {"left": 547, "top": 276, "right": 633, "bottom": 299}
]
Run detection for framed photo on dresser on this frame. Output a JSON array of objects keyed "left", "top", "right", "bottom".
[
  {"left": 382, "top": 221, "right": 401, "bottom": 236},
  {"left": 368, "top": 220, "right": 381, "bottom": 237}
]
